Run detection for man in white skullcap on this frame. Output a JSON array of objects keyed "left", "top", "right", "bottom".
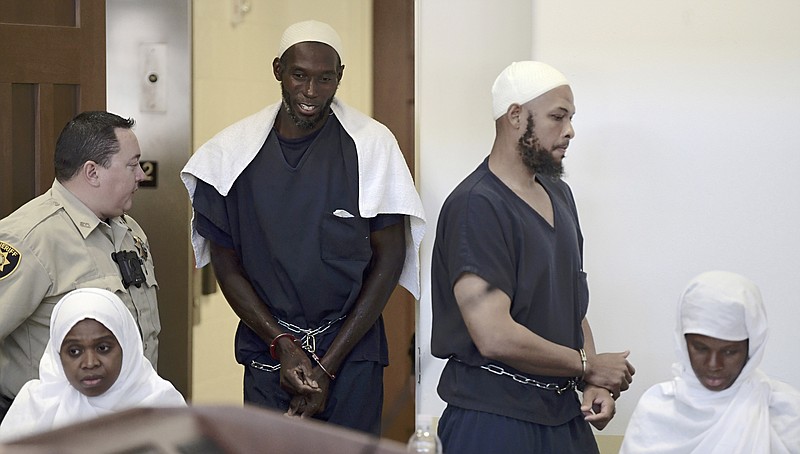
[
  {"left": 430, "top": 61, "right": 635, "bottom": 453},
  {"left": 181, "top": 20, "right": 425, "bottom": 434}
]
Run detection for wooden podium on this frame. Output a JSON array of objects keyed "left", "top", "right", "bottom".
[{"left": 0, "top": 405, "right": 407, "bottom": 453}]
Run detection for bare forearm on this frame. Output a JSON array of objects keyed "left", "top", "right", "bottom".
[
  {"left": 458, "top": 274, "right": 634, "bottom": 392},
  {"left": 582, "top": 318, "right": 597, "bottom": 355},
  {"left": 456, "top": 274, "right": 584, "bottom": 378},
  {"left": 486, "top": 322, "right": 584, "bottom": 378},
  {"left": 210, "top": 242, "right": 283, "bottom": 344}
]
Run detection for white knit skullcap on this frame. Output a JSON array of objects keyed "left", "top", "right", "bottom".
[
  {"left": 491, "top": 61, "right": 570, "bottom": 120},
  {"left": 278, "top": 20, "right": 344, "bottom": 62}
]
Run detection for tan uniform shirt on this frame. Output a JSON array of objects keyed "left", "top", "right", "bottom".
[{"left": 0, "top": 180, "right": 160, "bottom": 399}]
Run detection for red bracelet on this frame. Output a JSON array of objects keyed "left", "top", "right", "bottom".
[{"left": 269, "top": 333, "right": 297, "bottom": 360}]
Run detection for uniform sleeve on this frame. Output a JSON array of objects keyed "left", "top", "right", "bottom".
[{"left": 0, "top": 240, "right": 52, "bottom": 340}]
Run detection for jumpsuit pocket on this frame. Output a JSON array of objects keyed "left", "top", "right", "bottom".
[{"left": 320, "top": 212, "right": 371, "bottom": 261}]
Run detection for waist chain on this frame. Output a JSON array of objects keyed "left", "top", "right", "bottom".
[{"left": 452, "top": 357, "right": 577, "bottom": 394}]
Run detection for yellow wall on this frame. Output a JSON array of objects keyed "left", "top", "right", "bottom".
[
  {"left": 190, "top": 0, "right": 373, "bottom": 404},
  {"left": 597, "top": 435, "right": 623, "bottom": 454}
]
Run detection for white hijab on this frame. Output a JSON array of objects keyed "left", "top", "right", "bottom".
[
  {"left": 0, "top": 288, "right": 185, "bottom": 442},
  {"left": 621, "top": 271, "right": 800, "bottom": 453}
]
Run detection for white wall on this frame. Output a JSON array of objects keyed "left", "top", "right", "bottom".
[{"left": 417, "top": 0, "right": 800, "bottom": 438}]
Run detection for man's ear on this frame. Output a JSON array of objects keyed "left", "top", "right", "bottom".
[
  {"left": 337, "top": 64, "right": 345, "bottom": 85},
  {"left": 506, "top": 103, "right": 522, "bottom": 129},
  {"left": 82, "top": 161, "right": 102, "bottom": 187},
  {"left": 272, "top": 57, "right": 282, "bottom": 81}
]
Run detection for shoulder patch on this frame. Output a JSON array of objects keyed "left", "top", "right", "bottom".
[{"left": 0, "top": 241, "right": 21, "bottom": 280}]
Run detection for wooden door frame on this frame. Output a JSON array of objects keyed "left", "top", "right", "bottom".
[
  {"left": 0, "top": 0, "right": 106, "bottom": 216},
  {"left": 373, "top": 0, "right": 416, "bottom": 443}
]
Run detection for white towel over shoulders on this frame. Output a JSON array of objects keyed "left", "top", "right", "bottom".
[{"left": 180, "top": 98, "right": 426, "bottom": 299}]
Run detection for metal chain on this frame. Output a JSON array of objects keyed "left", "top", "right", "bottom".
[
  {"left": 278, "top": 314, "right": 346, "bottom": 354},
  {"left": 480, "top": 364, "right": 576, "bottom": 395},
  {"left": 251, "top": 360, "right": 281, "bottom": 372},
  {"left": 250, "top": 315, "right": 347, "bottom": 373}
]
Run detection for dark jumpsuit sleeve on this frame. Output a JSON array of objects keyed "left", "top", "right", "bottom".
[
  {"left": 442, "top": 192, "right": 516, "bottom": 300},
  {"left": 192, "top": 180, "right": 234, "bottom": 249},
  {"left": 369, "top": 213, "right": 404, "bottom": 232}
]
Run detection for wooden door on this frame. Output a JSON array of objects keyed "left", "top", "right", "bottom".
[
  {"left": 374, "top": 0, "right": 417, "bottom": 443},
  {"left": 0, "top": 0, "right": 106, "bottom": 217}
]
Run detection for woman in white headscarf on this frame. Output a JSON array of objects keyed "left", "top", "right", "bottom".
[
  {"left": 0, "top": 288, "right": 185, "bottom": 442},
  {"left": 620, "top": 271, "right": 800, "bottom": 453}
]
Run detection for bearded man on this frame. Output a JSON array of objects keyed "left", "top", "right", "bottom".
[
  {"left": 430, "top": 61, "right": 635, "bottom": 453},
  {"left": 180, "top": 20, "right": 424, "bottom": 435}
]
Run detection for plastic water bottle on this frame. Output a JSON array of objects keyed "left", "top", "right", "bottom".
[{"left": 406, "top": 425, "right": 442, "bottom": 453}]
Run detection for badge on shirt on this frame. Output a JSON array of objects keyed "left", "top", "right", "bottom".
[
  {"left": 0, "top": 241, "right": 21, "bottom": 280},
  {"left": 133, "top": 235, "right": 149, "bottom": 262}
]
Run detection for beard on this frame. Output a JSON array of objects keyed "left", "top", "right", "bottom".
[
  {"left": 281, "top": 83, "right": 335, "bottom": 131},
  {"left": 518, "top": 113, "right": 564, "bottom": 178}
]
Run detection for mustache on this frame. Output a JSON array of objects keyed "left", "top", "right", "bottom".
[{"left": 280, "top": 84, "right": 335, "bottom": 130}]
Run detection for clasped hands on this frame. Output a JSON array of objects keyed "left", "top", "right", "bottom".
[
  {"left": 276, "top": 340, "right": 331, "bottom": 419},
  {"left": 580, "top": 351, "right": 636, "bottom": 430}
]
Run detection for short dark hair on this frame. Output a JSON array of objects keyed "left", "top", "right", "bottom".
[{"left": 54, "top": 111, "right": 136, "bottom": 182}]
